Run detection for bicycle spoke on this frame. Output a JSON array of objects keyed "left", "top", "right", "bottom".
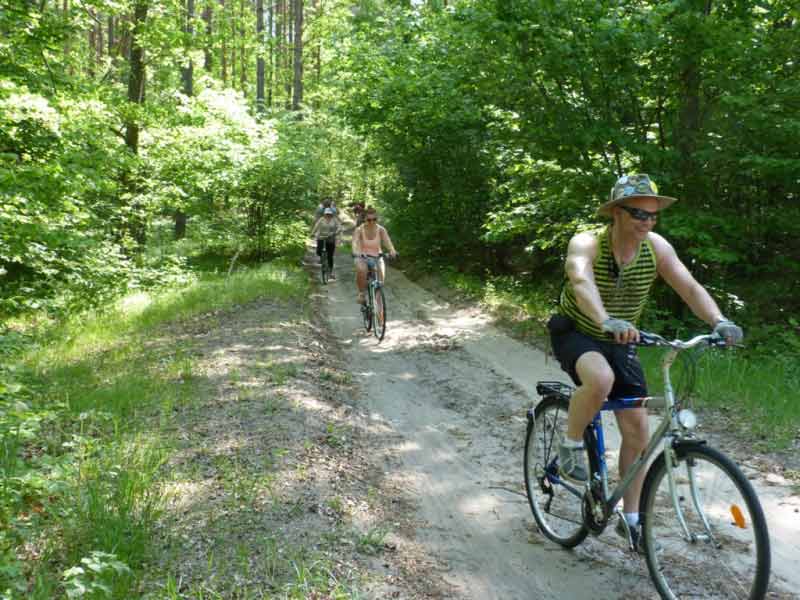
[
  {"left": 524, "top": 396, "right": 588, "bottom": 547},
  {"left": 642, "top": 445, "right": 770, "bottom": 600}
]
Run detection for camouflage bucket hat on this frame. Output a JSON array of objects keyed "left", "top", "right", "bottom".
[{"left": 596, "top": 174, "right": 677, "bottom": 218}]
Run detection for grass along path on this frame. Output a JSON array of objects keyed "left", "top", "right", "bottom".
[{"left": 2, "top": 260, "right": 440, "bottom": 598}]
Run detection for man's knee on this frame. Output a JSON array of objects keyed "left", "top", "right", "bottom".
[{"left": 575, "top": 352, "right": 614, "bottom": 398}]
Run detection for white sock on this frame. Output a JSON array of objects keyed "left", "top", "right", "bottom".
[
  {"left": 563, "top": 437, "right": 584, "bottom": 449},
  {"left": 624, "top": 512, "right": 639, "bottom": 527}
]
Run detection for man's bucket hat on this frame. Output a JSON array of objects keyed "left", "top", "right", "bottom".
[{"left": 597, "top": 174, "right": 677, "bottom": 218}]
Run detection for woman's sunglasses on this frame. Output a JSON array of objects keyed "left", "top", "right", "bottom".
[
  {"left": 619, "top": 205, "right": 658, "bottom": 222},
  {"left": 365, "top": 217, "right": 377, "bottom": 222}
]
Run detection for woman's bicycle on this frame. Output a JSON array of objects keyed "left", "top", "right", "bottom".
[
  {"left": 356, "top": 253, "right": 389, "bottom": 341},
  {"left": 524, "top": 331, "right": 770, "bottom": 599}
]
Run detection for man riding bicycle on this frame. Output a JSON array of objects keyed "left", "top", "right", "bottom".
[
  {"left": 311, "top": 207, "right": 342, "bottom": 280},
  {"left": 548, "top": 174, "right": 743, "bottom": 547},
  {"left": 351, "top": 206, "right": 397, "bottom": 304}
]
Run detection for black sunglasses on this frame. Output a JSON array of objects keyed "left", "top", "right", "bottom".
[
  {"left": 365, "top": 217, "right": 377, "bottom": 222},
  {"left": 619, "top": 205, "right": 658, "bottom": 222}
]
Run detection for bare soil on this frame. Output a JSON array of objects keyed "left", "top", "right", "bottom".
[{"left": 146, "top": 239, "right": 799, "bottom": 599}]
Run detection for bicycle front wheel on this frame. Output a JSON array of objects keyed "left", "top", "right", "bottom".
[
  {"left": 373, "top": 286, "right": 386, "bottom": 341},
  {"left": 320, "top": 252, "right": 328, "bottom": 284},
  {"left": 362, "top": 292, "right": 372, "bottom": 332},
  {"left": 524, "top": 395, "right": 588, "bottom": 547},
  {"left": 641, "top": 443, "right": 770, "bottom": 600}
]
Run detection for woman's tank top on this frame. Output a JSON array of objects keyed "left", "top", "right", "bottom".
[{"left": 359, "top": 225, "right": 384, "bottom": 256}]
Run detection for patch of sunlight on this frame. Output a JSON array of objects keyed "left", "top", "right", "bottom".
[
  {"left": 394, "top": 440, "right": 422, "bottom": 454},
  {"left": 163, "top": 481, "right": 209, "bottom": 509},
  {"left": 118, "top": 291, "right": 153, "bottom": 317},
  {"left": 459, "top": 491, "right": 502, "bottom": 516}
]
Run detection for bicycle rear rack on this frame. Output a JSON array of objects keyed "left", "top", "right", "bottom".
[{"left": 536, "top": 381, "right": 575, "bottom": 399}]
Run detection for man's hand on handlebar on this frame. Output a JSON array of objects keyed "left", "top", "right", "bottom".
[
  {"left": 602, "top": 317, "right": 639, "bottom": 344},
  {"left": 713, "top": 319, "right": 744, "bottom": 346}
]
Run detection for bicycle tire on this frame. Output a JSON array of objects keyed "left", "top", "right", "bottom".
[
  {"left": 373, "top": 286, "right": 386, "bottom": 341},
  {"left": 524, "top": 395, "right": 589, "bottom": 547},
  {"left": 640, "top": 442, "right": 770, "bottom": 600},
  {"left": 362, "top": 288, "right": 372, "bottom": 332},
  {"left": 320, "top": 250, "right": 328, "bottom": 284}
]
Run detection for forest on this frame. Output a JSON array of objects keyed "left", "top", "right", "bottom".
[{"left": 1, "top": 0, "right": 798, "bottom": 596}]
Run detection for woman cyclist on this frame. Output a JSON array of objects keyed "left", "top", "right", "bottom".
[
  {"left": 311, "top": 208, "right": 342, "bottom": 279},
  {"left": 351, "top": 207, "right": 397, "bottom": 304}
]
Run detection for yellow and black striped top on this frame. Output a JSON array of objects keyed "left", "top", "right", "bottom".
[{"left": 560, "top": 226, "right": 658, "bottom": 340}]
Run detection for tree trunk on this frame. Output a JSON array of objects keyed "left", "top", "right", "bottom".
[
  {"left": 256, "top": 0, "right": 265, "bottom": 111},
  {"left": 174, "top": 210, "right": 187, "bottom": 239},
  {"left": 239, "top": 0, "right": 246, "bottom": 90},
  {"left": 124, "top": 0, "right": 148, "bottom": 155},
  {"left": 63, "top": 0, "right": 71, "bottom": 71},
  {"left": 120, "top": 13, "right": 132, "bottom": 59},
  {"left": 276, "top": 0, "right": 283, "bottom": 104},
  {"left": 203, "top": 2, "right": 213, "bottom": 70},
  {"left": 312, "top": 0, "right": 320, "bottom": 84},
  {"left": 267, "top": 0, "right": 273, "bottom": 106},
  {"left": 95, "top": 16, "right": 103, "bottom": 65},
  {"left": 291, "top": 0, "right": 302, "bottom": 110},
  {"left": 221, "top": 0, "right": 228, "bottom": 84},
  {"left": 108, "top": 16, "right": 114, "bottom": 56},
  {"left": 283, "top": 0, "right": 290, "bottom": 107},
  {"left": 181, "top": 0, "right": 195, "bottom": 96},
  {"left": 674, "top": 0, "right": 711, "bottom": 193},
  {"left": 124, "top": 0, "right": 149, "bottom": 247},
  {"left": 231, "top": 5, "right": 237, "bottom": 88},
  {"left": 88, "top": 10, "right": 96, "bottom": 76}
]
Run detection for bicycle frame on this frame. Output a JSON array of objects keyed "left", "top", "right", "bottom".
[
  {"left": 547, "top": 335, "right": 718, "bottom": 540},
  {"left": 364, "top": 255, "right": 383, "bottom": 295}
]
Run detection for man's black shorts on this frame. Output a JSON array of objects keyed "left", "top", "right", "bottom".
[{"left": 547, "top": 314, "right": 648, "bottom": 398}]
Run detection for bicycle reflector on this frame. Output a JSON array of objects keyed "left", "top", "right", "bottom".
[{"left": 730, "top": 504, "right": 747, "bottom": 529}]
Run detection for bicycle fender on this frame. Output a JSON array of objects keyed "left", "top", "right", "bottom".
[{"left": 671, "top": 439, "right": 708, "bottom": 454}]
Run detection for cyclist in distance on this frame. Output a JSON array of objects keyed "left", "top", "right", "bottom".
[
  {"left": 351, "top": 206, "right": 397, "bottom": 304},
  {"left": 352, "top": 200, "right": 366, "bottom": 227},
  {"left": 314, "top": 198, "right": 337, "bottom": 220},
  {"left": 311, "top": 207, "right": 341, "bottom": 279},
  {"left": 548, "top": 173, "right": 743, "bottom": 546}
]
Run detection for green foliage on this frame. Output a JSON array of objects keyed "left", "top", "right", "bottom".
[
  {"left": 62, "top": 552, "right": 132, "bottom": 600},
  {"left": 331, "top": 0, "right": 800, "bottom": 343}
]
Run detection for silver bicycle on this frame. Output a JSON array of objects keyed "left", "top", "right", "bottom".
[{"left": 524, "top": 331, "right": 771, "bottom": 599}]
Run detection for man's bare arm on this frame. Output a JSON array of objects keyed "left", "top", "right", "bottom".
[
  {"left": 650, "top": 233, "right": 725, "bottom": 326},
  {"left": 565, "top": 232, "right": 607, "bottom": 326}
]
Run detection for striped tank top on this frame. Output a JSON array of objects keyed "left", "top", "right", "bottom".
[{"left": 560, "top": 226, "right": 657, "bottom": 340}]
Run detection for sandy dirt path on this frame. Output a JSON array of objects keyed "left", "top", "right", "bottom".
[{"left": 316, "top": 244, "right": 799, "bottom": 599}]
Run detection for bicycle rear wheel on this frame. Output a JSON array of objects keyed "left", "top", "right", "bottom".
[
  {"left": 373, "top": 286, "right": 386, "bottom": 341},
  {"left": 524, "top": 395, "right": 589, "bottom": 547},
  {"left": 641, "top": 443, "right": 770, "bottom": 600}
]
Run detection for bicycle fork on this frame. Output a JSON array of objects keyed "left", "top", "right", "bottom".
[{"left": 663, "top": 437, "right": 719, "bottom": 547}]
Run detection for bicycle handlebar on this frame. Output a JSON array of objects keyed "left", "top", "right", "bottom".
[
  {"left": 638, "top": 331, "right": 728, "bottom": 350},
  {"left": 351, "top": 252, "right": 398, "bottom": 259}
]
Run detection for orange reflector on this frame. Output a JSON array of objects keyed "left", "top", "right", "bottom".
[{"left": 731, "top": 505, "right": 747, "bottom": 529}]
